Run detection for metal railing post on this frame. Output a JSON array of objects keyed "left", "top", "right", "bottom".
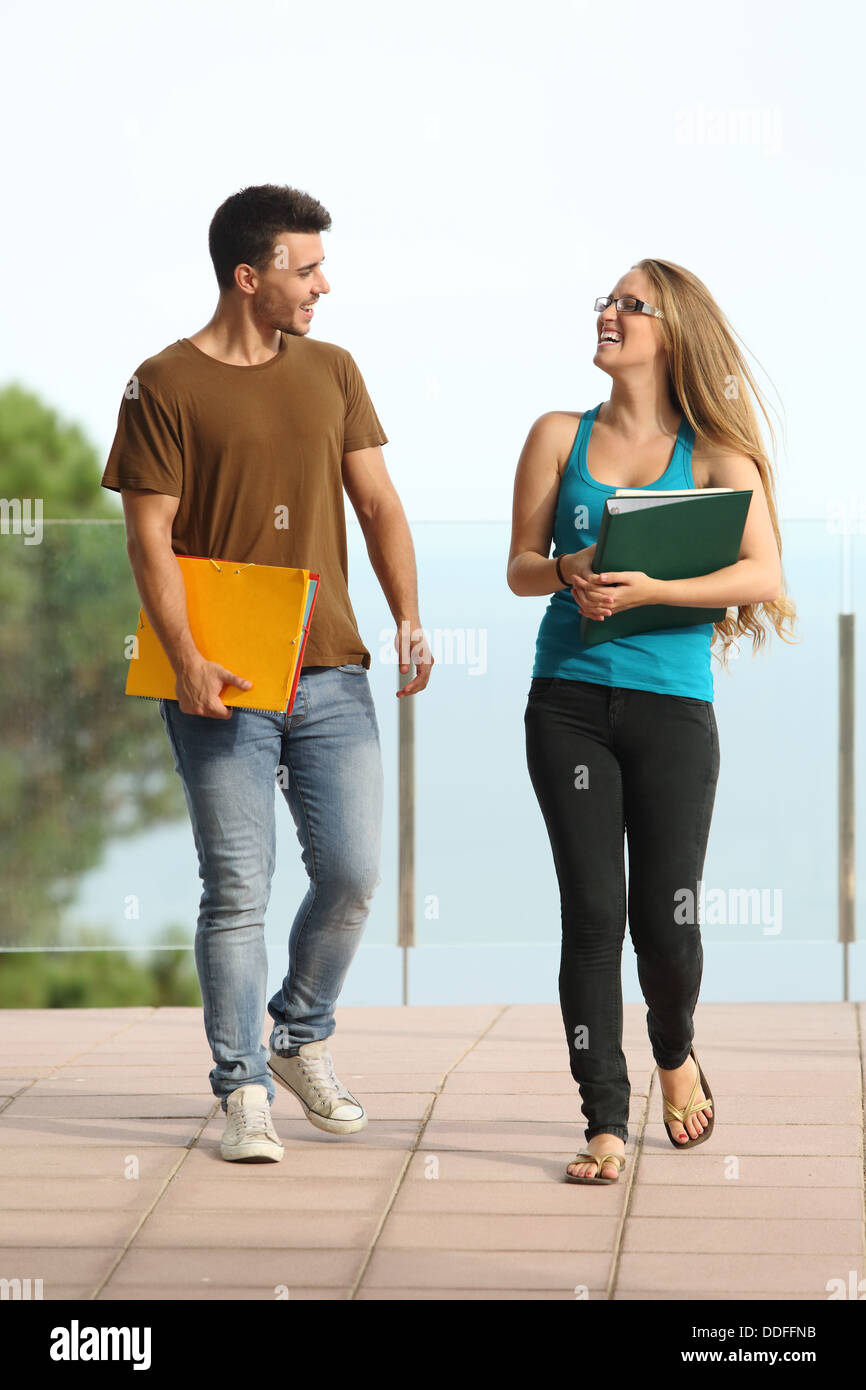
[
  {"left": 398, "top": 659, "right": 415, "bottom": 1005},
  {"left": 838, "top": 532, "right": 855, "bottom": 1001}
]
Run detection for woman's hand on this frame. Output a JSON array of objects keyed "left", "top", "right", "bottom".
[{"left": 561, "top": 546, "right": 660, "bottom": 620}]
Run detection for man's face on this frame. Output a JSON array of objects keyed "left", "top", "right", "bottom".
[{"left": 249, "top": 231, "right": 330, "bottom": 336}]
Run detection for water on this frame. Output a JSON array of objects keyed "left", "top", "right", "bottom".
[{"left": 14, "top": 518, "right": 865, "bottom": 1002}]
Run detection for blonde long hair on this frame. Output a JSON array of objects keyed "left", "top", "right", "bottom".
[{"left": 633, "top": 257, "right": 798, "bottom": 670}]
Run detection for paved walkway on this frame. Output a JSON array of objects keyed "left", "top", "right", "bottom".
[{"left": 0, "top": 1003, "right": 863, "bottom": 1300}]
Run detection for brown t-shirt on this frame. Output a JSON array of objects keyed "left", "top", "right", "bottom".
[{"left": 101, "top": 333, "right": 388, "bottom": 669}]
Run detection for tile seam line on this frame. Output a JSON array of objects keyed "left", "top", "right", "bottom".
[
  {"left": 606, "top": 1069, "right": 652, "bottom": 1300},
  {"left": 88, "top": 1099, "right": 222, "bottom": 1300},
  {"left": 0, "top": 1008, "right": 161, "bottom": 1115},
  {"left": 348, "top": 1004, "right": 510, "bottom": 1300},
  {"left": 857, "top": 1003, "right": 866, "bottom": 1276}
]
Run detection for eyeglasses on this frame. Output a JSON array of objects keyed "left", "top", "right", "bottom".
[{"left": 594, "top": 296, "right": 664, "bottom": 320}]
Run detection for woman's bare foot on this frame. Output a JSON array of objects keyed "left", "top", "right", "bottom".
[
  {"left": 567, "top": 1132, "right": 626, "bottom": 1180},
  {"left": 658, "top": 1051, "right": 713, "bottom": 1142}
]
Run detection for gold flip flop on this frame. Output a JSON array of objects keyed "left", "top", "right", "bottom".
[
  {"left": 661, "top": 1045, "right": 715, "bottom": 1149},
  {"left": 565, "top": 1152, "right": 626, "bottom": 1185}
]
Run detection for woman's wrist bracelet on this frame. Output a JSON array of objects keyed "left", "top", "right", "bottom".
[{"left": 555, "top": 555, "right": 570, "bottom": 589}]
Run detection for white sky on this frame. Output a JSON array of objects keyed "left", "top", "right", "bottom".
[{"left": 0, "top": 0, "right": 860, "bottom": 522}]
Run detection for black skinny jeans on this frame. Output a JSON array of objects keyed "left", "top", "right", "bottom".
[{"left": 524, "top": 677, "right": 720, "bottom": 1145}]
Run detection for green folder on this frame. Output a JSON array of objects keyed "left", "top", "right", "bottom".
[{"left": 578, "top": 489, "right": 753, "bottom": 647}]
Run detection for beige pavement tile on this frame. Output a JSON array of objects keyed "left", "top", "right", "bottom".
[
  {"left": 0, "top": 1055, "right": 103, "bottom": 1068},
  {"left": 445, "top": 1071, "right": 653, "bottom": 1100},
  {"left": 335, "top": 1004, "right": 502, "bottom": 1028},
  {"left": 322, "top": 1054, "right": 475, "bottom": 1072},
  {"left": 103, "top": 1247, "right": 364, "bottom": 1288},
  {"left": 418, "top": 1120, "right": 636, "bottom": 1152},
  {"left": 0, "top": 1068, "right": 62, "bottom": 1079},
  {"left": 0, "top": 1247, "right": 122, "bottom": 1282},
  {"left": 404, "top": 1150, "right": 614, "bottom": 1182},
  {"left": 642, "top": 1122, "right": 861, "bottom": 1156},
  {"left": 636, "top": 1155, "right": 863, "bottom": 1186},
  {"left": 180, "top": 1144, "right": 406, "bottom": 1179},
  {"left": 622, "top": 1216, "right": 863, "bottom": 1255},
  {"left": 680, "top": 1052, "right": 860, "bottom": 1072},
  {"left": 450, "top": 1057, "right": 585, "bottom": 1073},
  {"left": 199, "top": 1117, "right": 419, "bottom": 1150},
  {"left": 1, "top": 1008, "right": 155, "bottom": 1020},
  {"left": 98, "top": 1285, "right": 351, "bottom": 1300},
  {"left": 270, "top": 1091, "right": 433, "bottom": 1122},
  {"left": 0, "top": 1211, "right": 144, "bottom": 1247},
  {"left": 158, "top": 1176, "right": 392, "bottom": 1213},
  {"left": 668, "top": 1095, "right": 856, "bottom": 1123},
  {"left": 354, "top": 1287, "right": 600, "bottom": 1299},
  {"left": 443, "top": 1072, "right": 585, "bottom": 1095},
  {"left": 0, "top": 1117, "right": 209, "bottom": 1146},
  {"left": 134, "top": 1209, "right": 376, "bottom": 1248},
  {"left": 6, "top": 1095, "right": 216, "bottom": 1118},
  {"left": 36, "top": 1285, "right": 107, "bottom": 1300},
  {"left": 629, "top": 1184, "right": 863, "bottom": 1220},
  {"left": 0, "top": 1147, "right": 185, "bottom": 1179},
  {"left": 27, "top": 1078, "right": 214, "bottom": 1096},
  {"left": 378, "top": 1212, "right": 619, "bottom": 1251},
  {"left": 85, "top": 1046, "right": 209, "bottom": 1057},
  {"left": 362, "top": 1249, "right": 610, "bottom": 1291},
  {"left": 0, "top": 1178, "right": 166, "bottom": 1210},
  {"left": 615, "top": 1253, "right": 863, "bottom": 1295},
  {"left": 328, "top": 1073, "right": 446, "bottom": 1093},
  {"left": 430, "top": 1093, "right": 645, "bottom": 1122},
  {"left": 677, "top": 1070, "right": 861, "bottom": 1097},
  {"left": 612, "top": 1290, "right": 824, "bottom": 1301},
  {"left": 392, "top": 1179, "right": 627, "bottom": 1215}
]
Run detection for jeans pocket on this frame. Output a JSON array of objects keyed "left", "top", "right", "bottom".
[{"left": 337, "top": 662, "right": 367, "bottom": 674}]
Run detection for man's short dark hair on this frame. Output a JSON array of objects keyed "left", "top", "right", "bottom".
[{"left": 208, "top": 184, "right": 332, "bottom": 290}]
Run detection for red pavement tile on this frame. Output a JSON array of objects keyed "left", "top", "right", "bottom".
[
  {"left": 101, "top": 1247, "right": 364, "bottom": 1289},
  {"left": 133, "top": 1209, "right": 377, "bottom": 1248},
  {"left": 0, "top": 1003, "right": 862, "bottom": 1303},
  {"left": 615, "top": 1253, "right": 864, "bottom": 1295},
  {"left": 98, "top": 1286, "right": 352, "bottom": 1300},
  {"left": 377, "top": 1212, "right": 619, "bottom": 1251},
  {"left": 362, "top": 1248, "right": 611, "bottom": 1291}
]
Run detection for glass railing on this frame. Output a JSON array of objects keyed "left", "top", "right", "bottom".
[{"left": 1, "top": 518, "right": 861, "bottom": 1002}]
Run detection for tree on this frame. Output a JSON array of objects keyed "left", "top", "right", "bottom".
[{"left": 0, "top": 383, "right": 187, "bottom": 950}]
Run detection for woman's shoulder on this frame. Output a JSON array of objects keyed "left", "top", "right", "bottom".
[{"left": 535, "top": 411, "right": 586, "bottom": 476}]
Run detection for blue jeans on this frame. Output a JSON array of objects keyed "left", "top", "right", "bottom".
[
  {"left": 524, "top": 678, "right": 720, "bottom": 1144},
  {"left": 159, "top": 664, "right": 383, "bottom": 1111}
]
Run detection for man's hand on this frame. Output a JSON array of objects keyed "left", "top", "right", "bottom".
[
  {"left": 394, "top": 620, "right": 433, "bottom": 697},
  {"left": 175, "top": 657, "right": 253, "bottom": 718}
]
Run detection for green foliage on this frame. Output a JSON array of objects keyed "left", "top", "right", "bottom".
[
  {"left": 0, "top": 945, "right": 201, "bottom": 1008},
  {"left": 0, "top": 383, "right": 187, "bottom": 948},
  {"left": 0, "top": 383, "right": 119, "bottom": 518}
]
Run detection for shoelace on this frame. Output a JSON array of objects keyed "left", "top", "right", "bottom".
[
  {"left": 228, "top": 1103, "right": 273, "bottom": 1141},
  {"left": 298, "top": 1053, "right": 348, "bottom": 1104}
]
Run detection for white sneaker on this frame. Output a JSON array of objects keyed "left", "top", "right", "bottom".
[
  {"left": 268, "top": 1039, "right": 367, "bottom": 1134},
  {"left": 220, "top": 1084, "right": 284, "bottom": 1162}
]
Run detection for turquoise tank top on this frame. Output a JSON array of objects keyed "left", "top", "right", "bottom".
[{"left": 532, "top": 402, "right": 714, "bottom": 700}]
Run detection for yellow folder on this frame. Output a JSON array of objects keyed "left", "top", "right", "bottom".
[{"left": 125, "top": 555, "right": 320, "bottom": 714}]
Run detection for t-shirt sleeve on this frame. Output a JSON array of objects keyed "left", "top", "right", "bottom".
[
  {"left": 341, "top": 351, "right": 388, "bottom": 452},
  {"left": 101, "top": 376, "right": 183, "bottom": 496}
]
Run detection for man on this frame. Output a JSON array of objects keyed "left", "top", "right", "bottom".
[{"left": 102, "top": 183, "right": 432, "bottom": 1162}]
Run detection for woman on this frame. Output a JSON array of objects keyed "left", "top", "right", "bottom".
[{"left": 507, "top": 259, "right": 796, "bottom": 1184}]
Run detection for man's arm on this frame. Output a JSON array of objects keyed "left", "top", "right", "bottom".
[
  {"left": 341, "top": 445, "right": 432, "bottom": 694},
  {"left": 122, "top": 489, "right": 252, "bottom": 718}
]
